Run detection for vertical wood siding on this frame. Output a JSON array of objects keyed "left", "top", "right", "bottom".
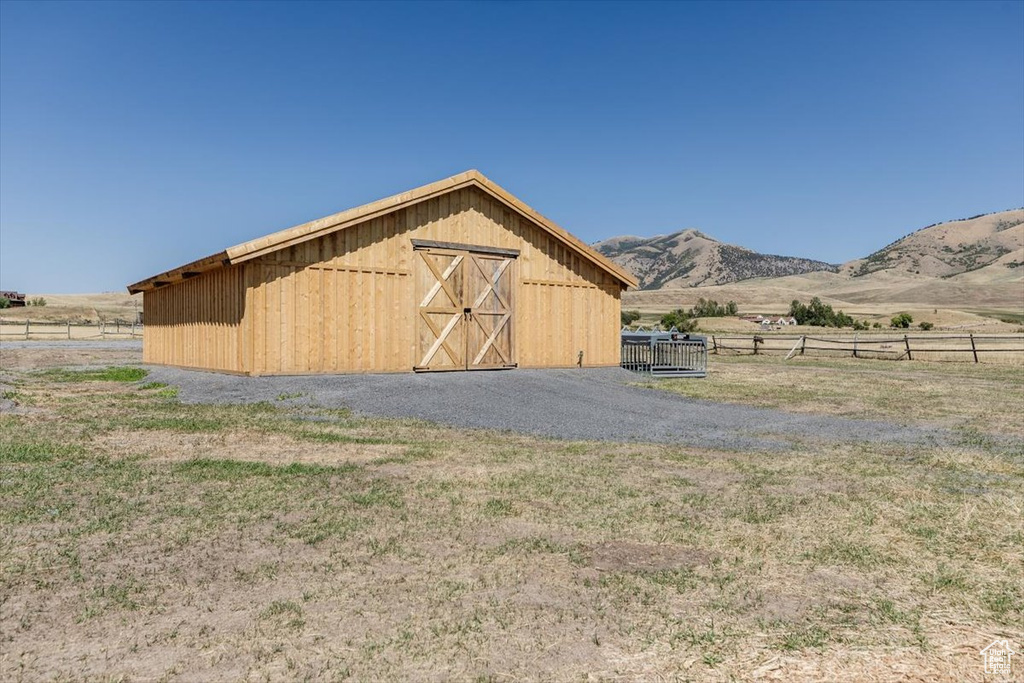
[
  {"left": 142, "top": 265, "right": 245, "bottom": 372},
  {"left": 245, "top": 261, "right": 413, "bottom": 374},
  {"left": 146, "top": 186, "right": 622, "bottom": 374}
]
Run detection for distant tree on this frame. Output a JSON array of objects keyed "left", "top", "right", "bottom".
[
  {"left": 660, "top": 309, "right": 699, "bottom": 332},
  {"left": 890, "top": 313, "right": 913, "bottom": 329},
  {"left": 620, "top": 309, "right": 641, "bottom": 326},
  {"left": 788, "top": 297, "right": 853, "bottom": 328},
  {"left": 789, "top": 299, "right": 808, "bottom": 323},
  {"left": 918, "top": 321, "right": 934, "bottom": 331},
  {"left": 0, "top": 297, "right": 9, "bottom": 309},
  {"left": 689, "top": 298, "right": 738, "bottom": 318},
  {"left": 852, "top": 320, "right": 869, "bottom": 331}
]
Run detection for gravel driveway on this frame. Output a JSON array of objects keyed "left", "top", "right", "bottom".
[{"left": 145, "top": 365, "right": 948, "bottom": 451}]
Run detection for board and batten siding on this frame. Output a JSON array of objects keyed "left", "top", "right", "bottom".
[
  {"left": 238, "top": 186, "right": 622, "bottom": 374},
  {"left": 142, "top": 265, "right": 246, "bottom": 372}
]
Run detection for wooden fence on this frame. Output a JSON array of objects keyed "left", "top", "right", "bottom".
[
  {"left": 710, "top": 333, "right": 1024, "bottom": 363},
  {"left": 0, "top": 319, "right": 143, "bottom": 340}
]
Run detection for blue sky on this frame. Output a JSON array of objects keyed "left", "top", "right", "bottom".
[{"left": 1, "top": 0, "right": 1022, "bottom": 293}]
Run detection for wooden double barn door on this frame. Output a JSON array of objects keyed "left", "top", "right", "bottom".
[{"left": 414, "top": 242, "right": 516, "bottom": 371}]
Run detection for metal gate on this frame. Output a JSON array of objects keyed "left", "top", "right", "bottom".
[{"left": 621, "top": 329, "right": 707, "bottom": 378}]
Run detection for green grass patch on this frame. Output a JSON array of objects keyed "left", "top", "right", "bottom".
[
  {"left": 132, "top": 416, "right": 228, "bottom": 432},
  {"left": 261, "top": 600, "right": 303, "bottom": 619},
  {"left": 0, "top": 441, "right": 81, "bottom": 464},
  {"left": 37, "top": 366, "right": 148, "bottom": 383},
  {"left": 980, "top": 581, "right": 1024, "bottom": 623},
  {"left": 483, "top": 498, "right": 516, "bottom": 517},
  {"left": 349, "top": 481, "right": 404, "bottom": 508},
  {"left": 293, "top": 429, "right": 393, "bottom": 445},
  {"left": 778, "top": 624, "right": 834, "bottom": 651},
  {"left": 804, "top": 540, "right": 892, "bottom": 570},
  {"left": 0, "top": 420, "right": 85, "bottom": 463},
  {"left": 173, "top": 458, "right": 359, "bottom": 481}
]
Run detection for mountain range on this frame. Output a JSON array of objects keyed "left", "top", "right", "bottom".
[{"left": 593, "top": 209, "right": 1024, "bottom": 291}]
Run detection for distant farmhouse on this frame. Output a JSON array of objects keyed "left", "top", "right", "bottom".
[
  {"left": 0, "top": 291, "right": 26, "bottom": 307},
  {"left": 740, "top": 314, "right": 797, "bottom": 328}
]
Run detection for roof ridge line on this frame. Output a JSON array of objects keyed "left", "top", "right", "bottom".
[{"left": 128, "top": 170, "right": 637, "bottom": 292}]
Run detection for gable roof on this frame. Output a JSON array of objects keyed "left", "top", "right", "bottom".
[{"left": 127, "top": 170, "right": 637, "bottom": 293}]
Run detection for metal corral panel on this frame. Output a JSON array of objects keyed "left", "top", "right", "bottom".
[{"left": 621, "top": 330, "right": 707, "bottom": 378}]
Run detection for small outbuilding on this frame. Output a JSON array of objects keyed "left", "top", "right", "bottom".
[{"left": 128, "top": 171, "right": 637, "bottom": 375}]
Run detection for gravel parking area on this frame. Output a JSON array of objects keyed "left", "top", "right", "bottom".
[{"left": 145, "top": 365, "right": 948, "bottom": 451}]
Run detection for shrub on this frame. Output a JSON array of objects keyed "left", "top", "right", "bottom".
[
  {"left": 919, "top": 321, "right": 934, "bottom": 331},
  {"left": 660, "top": 309, "right": 698, "bottom": 332},
  {"left": 872, "top": 322, "right": 882, "bottom": 329},
  {"left": 28, "top": 297, "right": 47, "bottom": 307},
  {"left": 0, "top": 297, "right": 9, "bottom": 309},
  {"left": 852, "top": 320, "right": 869, "bottom": 331},
  {"left": 891, "top": 313, "right": 913, "bottom": 329},
  {"left": 620, "top": 310, "right": 641, "bottom": 326}
]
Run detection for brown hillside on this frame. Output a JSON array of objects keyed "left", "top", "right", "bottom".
[
  {"left": 842, "top": 209, "right": 1024, "bottom": 279},
  {"left": 593, "top": 229, "right": 836, "bottom": 289}
]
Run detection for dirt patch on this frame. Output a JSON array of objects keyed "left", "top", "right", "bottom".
[{"left": 589, "top": 541, "right": 715, "bottom": 573}]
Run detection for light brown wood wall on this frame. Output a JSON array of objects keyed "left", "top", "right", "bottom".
[
  {"left": 145, "top": 186, "right": 623, "bottom": 374},
  {"left": 142, "top": 265, "right": 245, "bottom": 372}
]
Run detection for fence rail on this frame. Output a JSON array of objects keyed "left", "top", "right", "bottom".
[
  {"left": 0, "top": 319, "right": 143, "bottom": 340},
  {"left": 709, "top": 333, "right": 1024, "bottom": 363}
]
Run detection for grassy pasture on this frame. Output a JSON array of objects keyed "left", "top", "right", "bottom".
[
  {"left": 643, "top": 355, "right": 1024, "bottom": 437},
  {"left": 0, "top": 357, "right": 1021, "bottom": 681}
]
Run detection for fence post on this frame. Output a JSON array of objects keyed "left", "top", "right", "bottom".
[
  {"left": 67, "top": 321, "right": 71, "bottom": 340},
  {"left": 853, "top": 332, "right": 858, "bottom": 358},
  {"left": 800, "top": 336, "right": 806, "bottom": 356},
  {"left": 711, "top": 335, "right": 717, "bottom": 354},
  {"left": 25, "top": 319, "right": 29, "bottom": 340},
  {"left": 970, "top": 333, "right": 978, "bottom": 363},
  {"left": 116, "top": 319, "right": 120, "bottom": 334},
  {"left": 100, "top": 322, "right": 105, "bottom": 339},
  {"left": 753, "top": 336, "right": 761, "bottom": 355},
  {"left": 785, "top": 336, "right": 804, "bottom": 360},
  {"left": 904, "top": 335, "right": 912, "bottom": 361}
]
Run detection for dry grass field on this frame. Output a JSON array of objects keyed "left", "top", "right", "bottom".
[
  {"left": 1, "top": 348, "right": 1021, "bottom": 681},
  {"left": 622, "top": 270, "right": 1024, "bottom": 334},
  {"left": 642, "top": 355, "right": 1024, "bottom": 437},
  {"left": 0, "top": 293, "right": 141, "bottom": 324}
]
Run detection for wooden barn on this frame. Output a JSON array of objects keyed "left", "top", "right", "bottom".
[{"left": 127, "top": 171, "right": 637, "bottom": 375}]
